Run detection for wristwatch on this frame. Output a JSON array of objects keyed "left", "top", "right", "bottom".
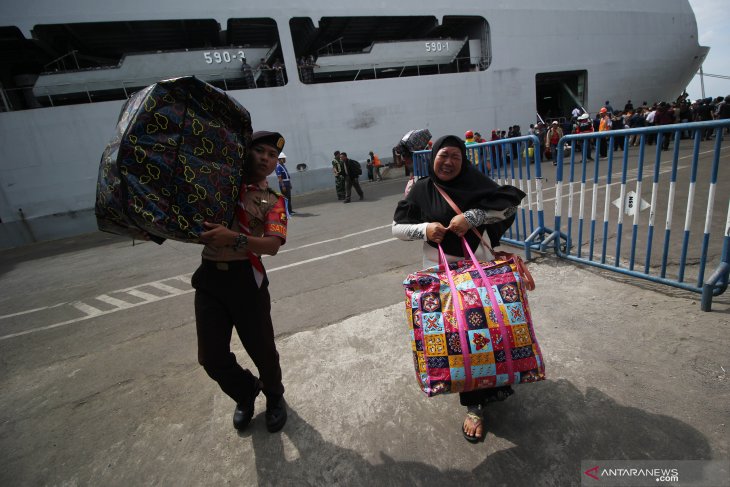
[{"left": 232, "top": 233, "right": 248, "bottom": 251}]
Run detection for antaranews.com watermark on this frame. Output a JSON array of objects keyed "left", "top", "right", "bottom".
[{"left": 581, "top": 460, "right": 729, "bottom": 486}]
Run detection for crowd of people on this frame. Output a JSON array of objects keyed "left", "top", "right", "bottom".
[
  {"left": 462, "top": 93, "right": 730, "bottom": 166},
  {"left": 239, "top": 58, "right": 287, "bottom": 88},
  {"left": 322, "top": 93, "right": 730, "bottom": 203}
]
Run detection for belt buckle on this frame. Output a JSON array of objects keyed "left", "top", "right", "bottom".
[{"left": 216, "top": 262, "right": 229, "bottom": 271}]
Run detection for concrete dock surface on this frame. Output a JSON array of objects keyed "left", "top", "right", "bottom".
[{"left": 0, "top": 175, "right": 728, "bottom": 486}]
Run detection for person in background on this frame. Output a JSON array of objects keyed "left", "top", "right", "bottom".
[
  {"left": 392, "top": 135, "right": 525, "bottom": 443},
  {"left": 511, "top": 125, "right": 522, "bottom": 162},
  {"left": 611, "top": 111, "right": 625, "bottom": 151},
  {"left": 339, "top": 151, "right": 364, "bottom": 203},
  {"left": 397, "top": 143, "right": 417, "bottom": 195},
  {"left": 366, "top": 155, "right": 375, "bottom": 182},
  {"left": 536, "top": 122, "right": 548, "bottom": 161},
  {"left": 598, "top": 107, "right": 612, "bottom": 157},
  {"left": 240, "top": 58, "right": 256, "bottom": 89},
  {"left": 574, "top": 113, "right": 594, "bottom": 161},
  {"left": 275, "top": 151, "right": 294, "bottom": 214},
  {"left": 654, "top": 102, "right": 675, "bottom": 151},
  {"left": 645, "top": 104, "right": 657, "bottom": 145},
  {"left": 473, "top": 132, "right": 490, "bottom": 170},
  {"left": 194, "top": 130, "right": 289, "bottom": 434},
  {"left": 678, "top": 100, "right": 692, "bottom": 139},
  {"left": 545, "top": 121, "right": 563, "bottom": 165},
  {"left": 370, "top": 151, "right": 383, "bottom": 181},
  {"left": 272, "top": 58, "right": 286, "bottom": 87},
  {"left": 397, "top": 142, "right": 414, "bottom": 178},
  {"left": 332, "top": 150, "right": 346, "bottom": 201},
  {"left": 464, "top": 130, "right": 481, "bottom": 168},
  {"left": 628, "top": 107, "right": 646, "bottom": 146},
  {"left": 718, "top": 95, "right": 730, "bottom": 134}
]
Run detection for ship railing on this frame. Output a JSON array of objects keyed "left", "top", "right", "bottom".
[
  {"left": 316, "top": 37, "right": 344, "bottom": 56},
  {"left": 0, "top": 85, "right": 13, "bottom": 112},
  {"left": 550, "top": 119, "right": 730, "bottom": 311},
  {"left": 43, "top": 50, "right": 82, "bottom": 72},
  {"left": 412, "top": 134, "right": 552, "bottom": 260},
  {"left": 347, "top": 55, "right": 483, "bottom": 81},
  {"left": 10, "top": 72, "right": 255, "bottom": 109}
]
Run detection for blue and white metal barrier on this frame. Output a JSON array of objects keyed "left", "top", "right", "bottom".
[
  {"left": 551, "top": 119, "right": 729, "bottom": 311},
  {"left": 412, "top": 135, "right": 552, "bottom": 258}
]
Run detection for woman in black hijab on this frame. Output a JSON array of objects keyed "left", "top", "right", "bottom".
[{"left": 392, "top": 135, "right": 526, "bottom": 443}]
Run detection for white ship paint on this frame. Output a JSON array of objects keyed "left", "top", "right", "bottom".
[{"left": 0, "top": 0, "right": 708, "bottom": 248}]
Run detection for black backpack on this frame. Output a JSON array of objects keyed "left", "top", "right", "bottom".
[{"left": 349, "top": 159, "right": 362, "bottom": 176}]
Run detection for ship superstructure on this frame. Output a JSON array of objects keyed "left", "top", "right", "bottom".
[{"left": 0, "top": 0, "right": 709, "bottom": 247}]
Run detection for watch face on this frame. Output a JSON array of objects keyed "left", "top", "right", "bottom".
[{"left": 234, "top": 233, "right": 248, "bottom": 250}]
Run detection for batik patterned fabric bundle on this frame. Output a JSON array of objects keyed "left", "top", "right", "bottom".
[
  {"left": 95, "top": 75, "right": 252, "bottom": 243},
  {"left": 400, "top": 129, "right": 432, "bottom": 152},
  {"left": 403, "top": 254, "right": 545, "bottom": 397}
]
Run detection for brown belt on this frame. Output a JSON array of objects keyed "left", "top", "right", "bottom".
[{"left": 201, "top": 259, "right": 251, "bottom": 271}]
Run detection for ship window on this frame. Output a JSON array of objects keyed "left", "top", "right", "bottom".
[
  {"left": 1, "top": 18, "right": 288, "bottom": 110},
  {"left": 289, "top": 16, "right": 490, "bottom": 84},
  {"left": 227, "top": 18, "right": 288, "bottom": 89}
]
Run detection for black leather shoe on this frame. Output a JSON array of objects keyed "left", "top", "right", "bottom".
[
  {"left": 233, "top": 379, "right": 262, "bottom": 431},
  {"left": 265, "top": 396, "right": 288, "bottom": 433}
]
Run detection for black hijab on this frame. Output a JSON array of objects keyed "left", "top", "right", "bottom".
[{"left": 393, "top": 135, "right": 526, "bottom": 256}]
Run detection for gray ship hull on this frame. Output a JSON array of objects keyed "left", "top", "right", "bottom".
[{"left": 0, "top": 0, "right": 708, "bottom": 247}]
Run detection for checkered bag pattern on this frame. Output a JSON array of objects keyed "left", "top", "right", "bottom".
[
  {"left": 95, "top": 76, "right": 251, "bottom": 243},
  {"left": 401, "top": 129, "right": 432, "bottom": 152},
  {"left": 403, "top": 247, "right": 545, "bottom": 397}
]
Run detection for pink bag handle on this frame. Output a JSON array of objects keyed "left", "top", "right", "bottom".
[
  {"left": 433, "top": 183, "right": 535, "bottom": 291},
  {"left": 460, "top": 237, "right": 516, "bottom": 386},
  {"left": 437, "top": 244, "right": 474, "bottom": 392}
]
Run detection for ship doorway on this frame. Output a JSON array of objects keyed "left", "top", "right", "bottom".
[{"left": 535, "top": 70, "right": 586, "bottom": 123}]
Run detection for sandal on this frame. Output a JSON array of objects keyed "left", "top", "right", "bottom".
[
  {"left": 265, "top": 396, "right": 288, "bottom": 433},
  {"left": 462, "top": 405, "right": 485, "bottom": 443},
  {"left": 232, "top": 379, "right": 262, "bottom": 431}
]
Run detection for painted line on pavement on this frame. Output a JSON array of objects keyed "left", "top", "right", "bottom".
[
  {"left": 0, "top": 237, "right": 399, "bottom": 341},
  {"left": 278, "top": 224, "right": 391, "bottom": 254}
]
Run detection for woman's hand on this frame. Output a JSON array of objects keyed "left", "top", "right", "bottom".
[
  {"left": 426, "top": 222, "right": 448, "bottom": 243},
  {"left": 447, "top": 214, "right": 471, "bottom": 237},
  {"left": 199, "top": 222, "right": 236, "bottom": 247}
]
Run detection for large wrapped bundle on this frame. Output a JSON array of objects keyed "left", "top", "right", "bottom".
[
  {"left": 95, "top": 76, "right": 252, "bottom": 243},
  {"left": 403, "top": 251, "right": 545, "bottom": 397},
  {"left": 400, "top": 129, "right": 431, "bottom": 153}
]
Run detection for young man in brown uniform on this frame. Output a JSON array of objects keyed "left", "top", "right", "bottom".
[{"left": 194, "top": 131, "right": 288, "bottom": 432}]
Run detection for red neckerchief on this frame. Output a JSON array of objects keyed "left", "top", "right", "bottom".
[{"left": 236, "top": 183, "right": 266, "bottom": 286}]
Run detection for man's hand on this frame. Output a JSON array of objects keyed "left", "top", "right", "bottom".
[{"left": 199, "top": 222, "right": 236, "bottom": 247}]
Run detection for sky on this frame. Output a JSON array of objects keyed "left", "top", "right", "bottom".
[{"left": 685, "top": 0, "right": 730, "bottom": 100}]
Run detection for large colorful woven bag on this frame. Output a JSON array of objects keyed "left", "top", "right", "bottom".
[
  {"left": 95, "top": 76, "right": 252, "bottom": 243},
  {"left": 403, "top": 242, "right": 545, "bottom": 397}
]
